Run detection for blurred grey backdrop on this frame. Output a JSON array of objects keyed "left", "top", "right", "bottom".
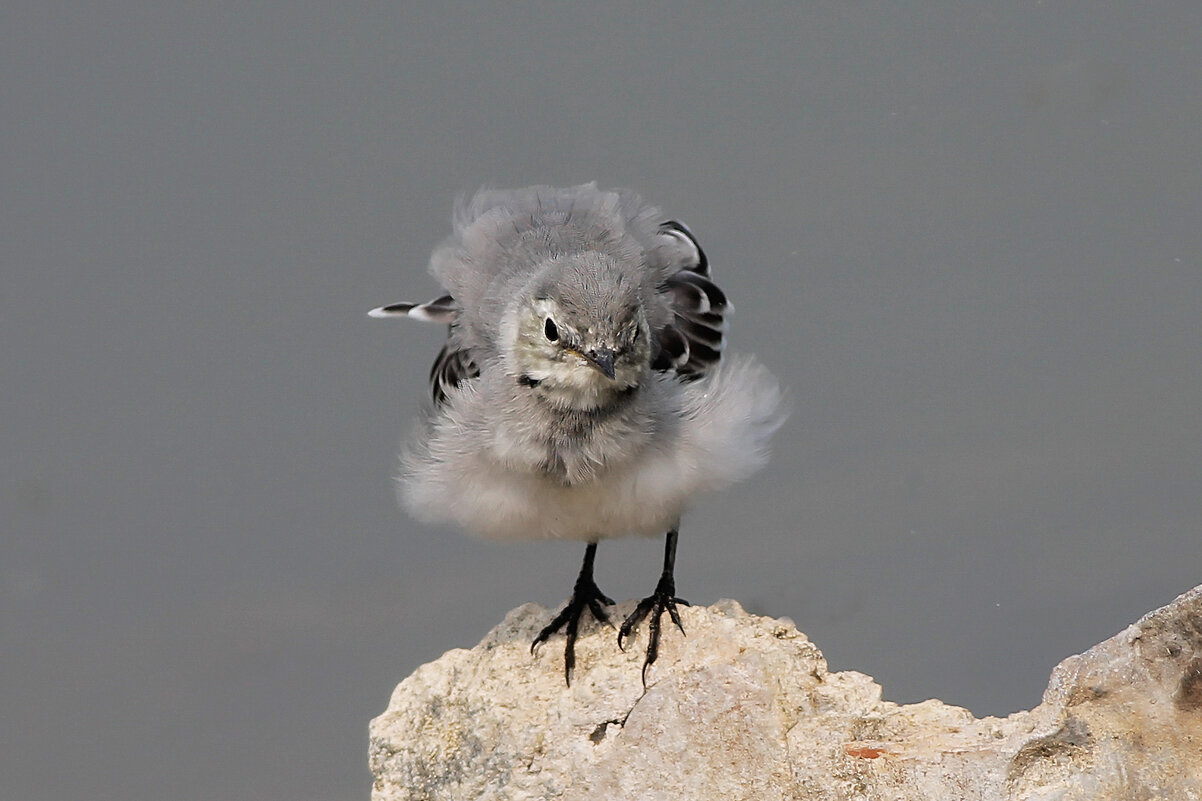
[{"left": 3, "top": 3, "right": 1201, "bottom": 800}]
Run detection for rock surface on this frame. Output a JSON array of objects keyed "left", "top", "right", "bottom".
[{"left": 370, "top": 587, "right": 1202, "bottom": 800}]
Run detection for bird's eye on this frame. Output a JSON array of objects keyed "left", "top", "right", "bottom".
[{"left": 544, "top": 317, "right": 559, "bottom": 342}]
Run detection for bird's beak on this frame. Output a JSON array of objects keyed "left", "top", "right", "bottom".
[{"left": 582, "top": 348, "right": 617, "bottom": 380}]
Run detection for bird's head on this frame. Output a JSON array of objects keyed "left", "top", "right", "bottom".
[{"left": 503, "top": 255, "right": 651, "bottom": 410}]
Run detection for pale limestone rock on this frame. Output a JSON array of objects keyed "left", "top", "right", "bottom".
[{"left": 370, "top": 587, "right": 1202, "bottom": 800}]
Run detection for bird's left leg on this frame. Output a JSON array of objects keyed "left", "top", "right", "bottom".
[
  {"left": 531, "top": 541, "right": 614, "bottom": 685},
  {"left": 619, "top": 526, "right": 690, "bottom": 685}
]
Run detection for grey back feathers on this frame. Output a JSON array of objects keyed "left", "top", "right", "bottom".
[{"left": 370, "top": 183, "right": 730, "bottom": 405}]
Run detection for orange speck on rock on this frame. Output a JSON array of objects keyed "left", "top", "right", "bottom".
[{"left": 844, "top": 745, "right": 885, "bottom": 759}]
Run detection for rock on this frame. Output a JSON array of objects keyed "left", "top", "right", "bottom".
[{"left": 369, "top": 587, "right": 1202, "bottom": 800}]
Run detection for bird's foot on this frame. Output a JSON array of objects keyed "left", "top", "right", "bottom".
[
  {"left": 531, "top": 576, "right": 615, "bottom": 685},
  {"left": 618, "top": 573, "right": 690, "bottom": 686}
]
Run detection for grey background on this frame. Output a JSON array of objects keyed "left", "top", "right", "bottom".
[{"left": 4, "top": 3, "right": 1200, "bottom": 800}]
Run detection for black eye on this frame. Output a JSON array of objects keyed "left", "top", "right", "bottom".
[{"left": 544, "top": 317, "right": 559, "bottom": 342}]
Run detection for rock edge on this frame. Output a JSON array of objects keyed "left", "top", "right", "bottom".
[{"left": 370, "top": 586, "right": 1202, "bottom": 800}]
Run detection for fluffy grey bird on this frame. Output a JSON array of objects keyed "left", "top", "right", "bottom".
[{"left": 371, "top": 183, "right": 785, "bottom": 684}]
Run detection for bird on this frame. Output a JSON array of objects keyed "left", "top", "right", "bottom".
[{"left": 370, "top": 183, "right": 785, "bottom": 685}]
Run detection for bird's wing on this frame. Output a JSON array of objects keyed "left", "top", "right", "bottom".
[
  {"left": 368, "top": 294, "right": 479, "bottom": 405},
  {"left": 652, "top": 221, "right": 729, "bottom": 380},
  {"left": 428, "top": 341, "right": 479, "bottom": 407},
  {"left": 368, "top": 294, "right": 459, "bottom": 323}
]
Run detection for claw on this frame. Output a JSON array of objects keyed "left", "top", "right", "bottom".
[
  {"left": 531, "top": 543, "right": 613, "bottom": 685},
  {"left": 618, "top": 573, "right": 690, "bottom": 687}
]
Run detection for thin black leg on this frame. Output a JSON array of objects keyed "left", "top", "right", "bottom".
[
  {"left": 618, "top": 527, "right": 690, "bottom": 686},
  {"left": 531, "top": 541, "right": 615, "bottom": 685}
]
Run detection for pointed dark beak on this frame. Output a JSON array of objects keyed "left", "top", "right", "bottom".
[{"left": 583, "top": 348, "right": 617, "bottom": 380}]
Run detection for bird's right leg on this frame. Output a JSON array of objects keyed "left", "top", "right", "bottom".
[{"left": 531, "top": 541, "right": 614, "bottom": 685}]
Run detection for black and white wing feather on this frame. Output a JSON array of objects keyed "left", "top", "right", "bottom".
[
  {"left": 652, "top": 221, "right": 729, "bottom": 380},
  {"left": 368, "top": 294, "right": 459, "bottom": 324},
  {"left": 427, "top": 341, "right": 478, "bottom": 407},
  {"left": 368, "top": 294, "right": 479, "bottom": 406}
]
